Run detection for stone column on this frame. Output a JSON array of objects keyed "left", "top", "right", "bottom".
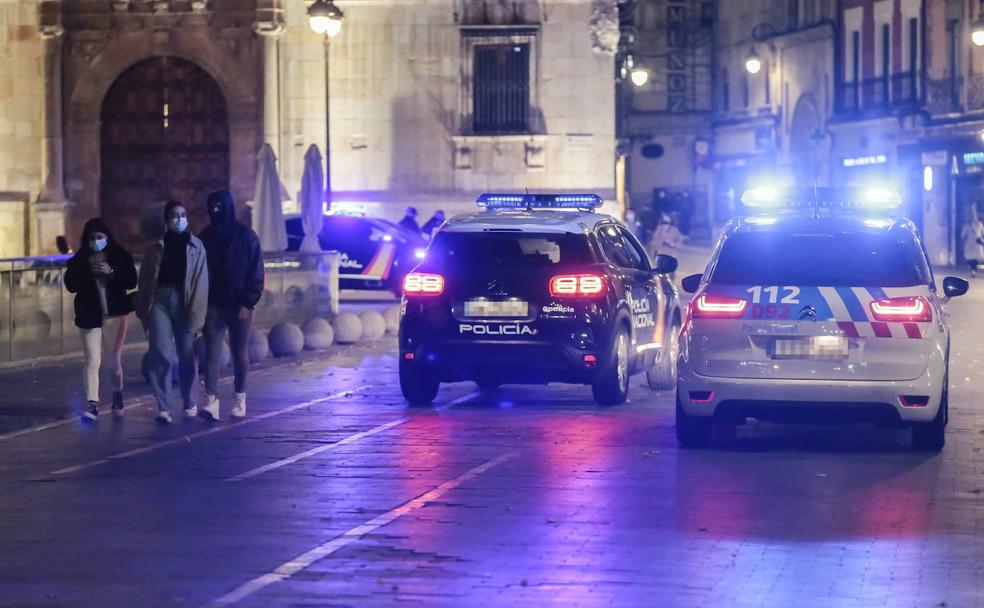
[
  {"left": 254, "top": 19, "right": 286, "bottom": 155},
  {"left": 36, "top": 23, "right": 73, "bottom": 255}
]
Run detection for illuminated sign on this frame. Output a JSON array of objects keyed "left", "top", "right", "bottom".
[
  {"left": 963, "top": 152, "right": 984, "bottom": 166},
  {"left": 842, "top": 154, "right": 887, "bottom": 167}
]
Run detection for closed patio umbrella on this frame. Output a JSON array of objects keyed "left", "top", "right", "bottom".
[
  {"left": 253, "top": 143, "right": 288, "bottom": 252},
  {"left": 299, "top": 144, "right": 325, "bottom": 253}
]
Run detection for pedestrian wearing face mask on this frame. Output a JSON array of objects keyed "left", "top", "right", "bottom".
[
  {"left": 135, "top": 201, "right": 209, "bottom": 424},
  {"left": 198, "top": 189, "right": 264, "bottom": 421},
  {"left": 64, "top": 218, "right": 138, "bottom": 422}
]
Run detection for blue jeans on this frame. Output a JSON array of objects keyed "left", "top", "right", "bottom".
[{"left": 146, "top": 287, "right": 196, "bottom": 411}]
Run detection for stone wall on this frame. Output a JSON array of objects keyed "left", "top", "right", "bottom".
[{"left": 0, "top": 0, "right": 43, "bottom": 257}]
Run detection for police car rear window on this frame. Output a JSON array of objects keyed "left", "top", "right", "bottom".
[
  {"left": 709, "top": 232, "right": 929, "bottom": 287},
  {"left": 429, "top": 232, "right": 593, "bottom": 268}
]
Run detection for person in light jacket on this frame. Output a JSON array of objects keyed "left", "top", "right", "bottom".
[
  {"left": 962, "top": 214, "right": 984, "bottom": 278},
  {"left": 198, "top": 189, "right": 265, "bottom": 421},
  {"left": 136, "top": 201, "right": 209, "bottom": 424},
  {"left": 64, "top": 218, "right": 138, "bottom": 422}
]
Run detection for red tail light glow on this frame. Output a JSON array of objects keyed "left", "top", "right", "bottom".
[
  {"left": 549, "top": 274, "right": 606, "bottom": 298},
  {"left": 403, "top": 272, "right": 444, "bottom": 296},
  {"left": 690, "top": 294, "right": 748, "bottom": 318},
  {"left": 869, "top": 296, "right": 931, "bottom": 323}
]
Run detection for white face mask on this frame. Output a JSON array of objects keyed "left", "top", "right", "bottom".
[
  {"left": 90, "top": 238, "right": 107, "bottom": 252},
  {"left": 169, "top": 217, "right": 188, "bottom": 233}
]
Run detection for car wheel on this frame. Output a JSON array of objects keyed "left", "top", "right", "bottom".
[
  {"left": 646, "top": 320, "right": 680, "bottom": 391},
  {"left": 399, "top": 359, "right": 439, "bottom": 406},
  {"left": 592, "top": 328, "right": 630, "bottom": 406},
  {"left": 912, "top": 384, "right": 947, "bottom": 452},
  {"left": 675, "top": 389, "right": 712, "bottom": 448}
]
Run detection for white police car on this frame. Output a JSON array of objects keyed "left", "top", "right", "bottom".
[
  {"left": 676, "top": 187, "right": 969, "bottom": 451},
  {"left": 398, "top": 193, "right": 683, "bottom": 406}
]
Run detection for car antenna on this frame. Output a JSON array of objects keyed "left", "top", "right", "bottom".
[{"left": 525, "top": 187, "right": 532, "bottom": 212}]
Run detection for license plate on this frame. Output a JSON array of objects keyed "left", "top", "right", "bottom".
[
  {"left": 769, "top": 336, "right": 848, "bottom": 360},
  {"left": 464, "top": 299, "right": 528, "bottom": 318}
]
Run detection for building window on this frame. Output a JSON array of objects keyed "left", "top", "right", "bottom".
[
  {"left": 721, "top": 68, "right": 730, "bottom": 111},
  {"left": 742, "top": 73, "right": 749, "bottom": 108},
  {"left": 788, "top": 0, "right": 799, "bottom": 29},
  {"left": 473, "top": 44, "right": 530, "bottom": 134},
  {"left": 460, "top": 27, "right": 539, "bottom": 136}
]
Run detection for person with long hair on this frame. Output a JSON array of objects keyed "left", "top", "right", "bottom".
[
  {"left": 135, "top": 201, "right": 209, "bottom": 424},
  {"left": 64, "top": 218, "right": 138, "bottom": 422}
]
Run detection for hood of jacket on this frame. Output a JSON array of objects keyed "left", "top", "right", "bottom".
[{"left": 207, "top": 188, "right": 237, "bottom": 238}]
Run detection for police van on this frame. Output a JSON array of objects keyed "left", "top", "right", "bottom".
[
  {"left": 398, "top": 193, "right": 683, "bottom": 406},
  {"left": 676, "top": 187, "right": 969, "bottom": 451}
]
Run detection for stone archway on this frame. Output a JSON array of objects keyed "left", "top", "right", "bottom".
[
  {"left": 64, "top": 30, "right": 260, "bottom": 248},
  {"left": 100, "top": 57, "right": 229, "bottom": 249}
]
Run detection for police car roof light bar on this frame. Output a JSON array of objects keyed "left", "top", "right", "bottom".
[
  {"left": 477, "top": 193, "right": 602, "bottom": 211},
  {"left": 740, "top": 186, "right": 903, "bottom": 214}
]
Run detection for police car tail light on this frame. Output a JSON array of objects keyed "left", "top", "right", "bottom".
[
  {"left": 549, "top": 274, "right": 606, "bottom": 298},
  {"left": 403, "top": 272, "right": 444, "bottom": 296},
  {"left": 869, "top": 296, "right": 931, "bottom": 323},
  {"left": 691, "top": 294, "right": 747, "bottom": 318}
]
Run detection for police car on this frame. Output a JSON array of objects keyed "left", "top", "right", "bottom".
[
  {"left": 398, "top": 193, "right": 683, "bottom": 406},
  {"left": 676, "top": 187, "right": 969, "bottom": 451},
  {"left": 285, "top": 208, "right": 426, "bottom": 293}
]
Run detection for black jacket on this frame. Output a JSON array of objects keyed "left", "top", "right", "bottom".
[
  {"left": 64, "top": 245, "right": 138, "bottom": 329},
  {"left": 200, "top": 189, "right": 265, "bottom": 309}
]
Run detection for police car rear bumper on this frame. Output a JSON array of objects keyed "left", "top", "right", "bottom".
[
  {"left": 678, "top": 366, "right": 944, "bottom": 424},
  {"left": 402, "top": 340, "right": 609, "bottom": 385}
]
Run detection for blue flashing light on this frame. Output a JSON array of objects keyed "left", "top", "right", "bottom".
[
  {"left": 739, "top": 187, "right": 903, "bottom": 212},
  {"left": 413, "top": 248, "right": 427, "bottom": 260},
  {"left": 476, "top": 193, "right": 602, "bottom": 210}
]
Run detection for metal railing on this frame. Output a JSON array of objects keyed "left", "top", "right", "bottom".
[
  {"left": 837, "top": 73, "right": 920, "bottom": 114},
  {"left": 0, "top": 251, "right": 339, "bottom": 365}
]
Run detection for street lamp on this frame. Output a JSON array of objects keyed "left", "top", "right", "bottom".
[
  {"left": 308, "top": 0, "right": 344, "bottom": 209},
  {"left": 744, "top": 48, "right": 762, "bottom": 75},
  {"left": 630, "top": 67, "right": 649, "bottom": 87},
  {"left": 973, "top": 15, "right": 984, "bottom": 47}
]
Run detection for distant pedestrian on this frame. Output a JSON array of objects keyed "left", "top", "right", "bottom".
[
  {"left": 136, "top": 201, "right": 209, "bottom": 424},
  {"left": 421, "top": 210, "right": 446, "bottom": 238},
  {"left": 963, "top": 215, "right": 984, "bottom": 277},
  {"left": 399, "top": 206, "right": 421, "bottom": 234},
  {"left": 648, "top": 212, "right": 681, "bottom": 258},
  {"left": 64, "top": 218, "right": 138, "bottom": 422},
  {"left": 198, "top": 189, "right": 265, "bottom": 421}
]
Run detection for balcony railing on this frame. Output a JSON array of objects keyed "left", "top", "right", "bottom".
[{"left": 837, "top": 72, "right": 920, "bottom": 115}]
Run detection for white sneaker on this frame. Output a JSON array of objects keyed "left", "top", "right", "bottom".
[
  {"left": 199, "top": 394, "right": 220, "bottom": 422},
  {"left": 155, "top": 410, "right": 173, "bottom": 424},
  {"left": 230, "top": 393, "right": 246, "bottom": 419},
  {"left": 184, "top": 404, "right": 198, "bottom": 418}
]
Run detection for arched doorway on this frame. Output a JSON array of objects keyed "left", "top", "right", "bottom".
[
  {"left": 100, "top": 57, "right": 229, "bottom": 248},
  {"left": 789, "top": 95, "right": 823, "bottom": 184}
]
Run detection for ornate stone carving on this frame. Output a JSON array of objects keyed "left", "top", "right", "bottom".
[
  {"left": 68, "top": 34, "right": 111, "bottom": 66},
  {"left": 37, "top": 24, "right": 64, "bottom": 40},
  {"left": 191, "top": 0, "right": 208, "bottom": 12},
  {"left": 111, "top": 0, "right": 130, "bottom": 12},
  {"left": 253, "top": 19, "right": 286, "bottom": 37}
]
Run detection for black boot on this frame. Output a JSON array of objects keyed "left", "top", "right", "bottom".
[{"left": 112, "top": 391, "right": 124, "bottom": 418}]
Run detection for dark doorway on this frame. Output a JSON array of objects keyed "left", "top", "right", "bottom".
[{"left": 100, "top": 56, "right": 229, "bottom": 249}]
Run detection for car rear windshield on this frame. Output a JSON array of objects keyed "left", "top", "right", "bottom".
[
  {"left": 709, "top": 231, "right": 929, "bottom": 287},
  {"left": 428, "top": 232, "right": 594, "bottom": 270}
]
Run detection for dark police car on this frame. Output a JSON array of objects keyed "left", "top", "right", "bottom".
[
  {"left": 398, "top": 193, "right": 683, "bottom": 406},
  {"left": 285, "top": 210, "right": 426, "bottom": 293}
]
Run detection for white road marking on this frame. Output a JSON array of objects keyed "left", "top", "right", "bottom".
[
  {"left": 0, "top": 358, "right": 319, "bottom": 443},
  {"left": 204, "top": 451, "right": 516, "bottom": 607},
  {"left": 48, "top": 386, "right": 370, "bottom": 476},
  {"left": 225, "top": 390, "right": 481, "bottom": 482}
]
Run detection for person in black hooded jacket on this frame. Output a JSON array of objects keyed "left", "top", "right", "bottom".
[
  {"left": 198, "top": 189, "right": 265, "bottom": 421},
  {"left": 64, "top": 218, "right": 138, "bottom": 422}
]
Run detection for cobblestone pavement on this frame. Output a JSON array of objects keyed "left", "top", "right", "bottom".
[{"left": 2, "top": 272, "right": 984, "bottom": 607}]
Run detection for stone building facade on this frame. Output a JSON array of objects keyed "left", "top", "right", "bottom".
[{"left": 0, "top": 0, "right": 617, "bottom": 255}]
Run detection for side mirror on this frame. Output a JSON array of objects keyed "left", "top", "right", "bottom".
[
  {"left": 681, "top": 273, "right": 702, "bottom": 294},
  {"left": 652, "top": 254, "right": 678, "bottom": 275},
  {"left": 943, "top": 276, "right": 969, "bottom": 298}
]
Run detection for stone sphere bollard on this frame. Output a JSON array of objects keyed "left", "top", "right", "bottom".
[
  {"left": 285, "top": 285, "right": 305, "bottom": 307},
  {"left": 193, "top": 335, "right": 230, "bottom": 371},
  {"left": 359, "top": 310, "right": 386, "bottom": 341},
  {"left": 331, "top": 312, "right": 363, "bottom": 344},
  {"left": 247, "top": 329, "right": 270, "bottom": 364},
  {"left": 382, "top": 304, "right": 401, "bottom": 334},
  {"left": 302, "top": 317, "right": 334, "bottom": 350},
  {"left": 268, "top": 322, "right": 304, "bottom": 357}
]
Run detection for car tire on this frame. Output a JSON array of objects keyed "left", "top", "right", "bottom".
[
  {"left": 675, "top": 389, "right": 712, "bottom": 448},
  {"left": 592, "top": 328, "right": 630, "bottom": 406},
  {"left": 399, "top": 360, "right": 439, "bottom": 406},
  {"left": 912, "top": 384, "right": 947, "bottom": 452},
  {"left": 646, "top": 320, "right": 680, "bottom": 391}
]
